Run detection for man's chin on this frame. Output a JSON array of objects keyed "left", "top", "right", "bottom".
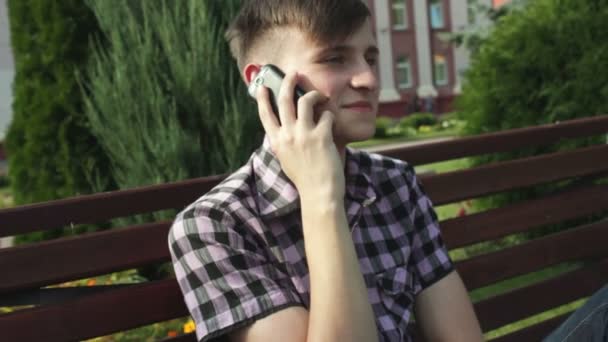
[{"left": 337, "top": 130, "right": 376, "bottom": 146}]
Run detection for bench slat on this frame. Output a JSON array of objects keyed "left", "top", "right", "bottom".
[
  {"left": 458, "top": 219, "right": 608, "bottom": 290},
  {"left": 0, "top": 222, "right": 171, "bottom": 293},
  {"left": 380, "top": 115, "right": 608, "bottom": 165},
  {"left": 474, "top": 259, "right": 608, "bottom": 331},
  {"left": 2, "top": 189, "right": 606, "bottom": 295},
  {"left": 160, "top": 333, "right": 230, "bottom": 342},
  {"left": 0, "top": 175, "right": 224, "bottom": 237},
  {"left": 159, "top": 333, "right": 198, "bottom": 342},
  {"left": 2, "top": 144, "right": 606, "bottom": 237},
  {"left": 490, "top": 313, "right": 569, "bottom": 342},
  {"left": 1, "top": 116, "right": 606, "bottom": 236},
  {"left": 0, "top": 279, "right": 187, "bottom": 342},
  {"left": 441, "top": 184, "right": 608, "bottom": 249},
  {"left": 0, "top": 284, "right": 134, "bottom": 307},
  {"left": 423, "top": 144, "right": 608, "bottom": 205}
]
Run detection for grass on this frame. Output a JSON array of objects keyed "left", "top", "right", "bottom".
[
  {"left": 0, "top": 185, "right": 12, "bottom": 209},
  {"left": 416, "top": 157, "right": 473, "bottom": 224},
  {"left": 415, "top": 157, "right": 471, "bottom": 174},
  {"left": 476, "top": 261, "right": 586, "bottom": 340},
  {"left": 348, "top": 128, "right": 460, "bottom": 149},
  {"left": 486, "top": 298, "right": 584, "bottom": 340}
]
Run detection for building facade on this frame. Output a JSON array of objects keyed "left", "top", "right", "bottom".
[
  {"left": 0, "top": 0, "right": 500, "bottom": 135},
  {"left": 367, "top": 0, "right": 493, "bottom": 117},
  {"left": 0, "top": 0, "right": 13, "bottom": 141}
]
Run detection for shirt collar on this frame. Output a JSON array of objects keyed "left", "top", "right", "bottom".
[{"left": 252, "top": 136, "right": 378, "bottom": 218}]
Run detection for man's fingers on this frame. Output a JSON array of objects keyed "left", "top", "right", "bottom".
[
  {"left": 315, "top": 110, "right": 335, "bottom": 137},
  {"left": 277, "top": 72, "right": 298, "bottom": 127},
  {"left": 256, "top": 86, "right": 279, "bottom": 138},
  {"left": 297, "top": 90, "right": 328, "bottom": 129}
]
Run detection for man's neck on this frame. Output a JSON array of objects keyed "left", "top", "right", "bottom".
[{"left": 336, "top": 144, "right": 348, "bottom": 174}]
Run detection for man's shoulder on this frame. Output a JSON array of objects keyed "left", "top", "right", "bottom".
[
  {"left": 172, "top": 164, "right": 258, "bottom": 234},
  {"left": 350, "top": 148, "right": 415, "bottom": 178}
]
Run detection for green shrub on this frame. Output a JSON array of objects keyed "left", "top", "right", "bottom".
[
  {"left": 6, "top": 0, "right": 110, "bottom": 208},
  {"left": 6, "top": 0, "right": 115, "bottom": 244},
  {"left": 438, "top": 113, "right": 466, "bottom": 131},
  {"left": 374, "top": 117, "right": 394, "bottom": 138},
  {"left": 399, "top": 112, "right": 438, "bottom": 130},
  {"left": 458, "top": 0, "right": 608, "bottom": 233},
  {"left": 83, "top": 0, "right": 262, "bottom": 190}
]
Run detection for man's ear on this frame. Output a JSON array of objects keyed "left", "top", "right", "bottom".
[{"left": 243, "top": 63, "right": 262, "bottom": 86}]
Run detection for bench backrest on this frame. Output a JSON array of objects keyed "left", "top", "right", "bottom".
[{"left": 1, "top": 115, "right": 607, "bottom": 342}]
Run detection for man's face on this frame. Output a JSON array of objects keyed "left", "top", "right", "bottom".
[{"left": 257, "top": 20, "right": 380, "bottom": 147}]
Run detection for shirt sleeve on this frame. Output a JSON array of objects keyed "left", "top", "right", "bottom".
[
  {"left": 168, "top": 205, "right": 303, "bottom": 341},
  {"left": 403, "top": 165, "right": 455, "bottom": 292}
]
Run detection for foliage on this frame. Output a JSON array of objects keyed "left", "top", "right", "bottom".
[
  {"left": 5, "top": 0, "right": 114, "bottom": 244},
  {"left": 5, "top": 0, "right": 110, "bottom": 211},
  {"left": 82, "top": 0, "right": 261, "bottom": 193},
  {"left": 374, "top": 117, "right": 394, "bottom": 138},
  {"left": 81, "top": 0, "right": 263, "bottom": 279},
  {"left": 398, "top": 112, "right": 438, "bottom": 130},
  {"left": 457, "top": 0, "right": 608, "bottom": 230},
  {"left": 0, "top": 186, "right": 12, "bottom": 210},
  {"left": 437, "top": 113, "right": 466, "bottom": 131},
  {"left": 451, "top": 0, "right": 529, "bottom": 56}
]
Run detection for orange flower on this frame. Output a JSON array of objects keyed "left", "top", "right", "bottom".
[
  {"left": 86, "top": 279, "right": 97, "bottom": 286},
  {"left": 183, "top": 319, "right": 196, "bottom": 334},
  {"left": 167, "top": 330, "right": 178, "bottom": 338}
]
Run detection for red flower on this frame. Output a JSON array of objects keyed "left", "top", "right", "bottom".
[{"left": 458, "top": 207, "right": 467, "bottom": 217}]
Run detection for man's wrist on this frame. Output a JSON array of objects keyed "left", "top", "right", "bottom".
[{"left": 299, "top": 193, "right": 343, "bottom": 213}]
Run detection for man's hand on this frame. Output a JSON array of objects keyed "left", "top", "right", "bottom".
[{"left": 255, "top": 71, "right": 345, "bottom": 204}]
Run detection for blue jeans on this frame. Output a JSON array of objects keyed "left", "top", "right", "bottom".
[{"left": 543, "top": 285, "right": 608, "bottom": 342}]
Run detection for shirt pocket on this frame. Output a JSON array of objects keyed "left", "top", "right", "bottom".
[{"left": 375, "top": 265, "right": 417, "bottom": 335}]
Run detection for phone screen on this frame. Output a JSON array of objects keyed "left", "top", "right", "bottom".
[{"left": 248, "top": 64, "right": 306, "bottom": 123}]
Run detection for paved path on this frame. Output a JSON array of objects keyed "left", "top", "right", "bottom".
[{"left": 360, "top": 136, "right": 455, "bottom": 153}]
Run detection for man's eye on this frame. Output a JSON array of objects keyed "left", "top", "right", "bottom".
[{"left": 324, "top": 56, "right": 345, "bottom": 64}]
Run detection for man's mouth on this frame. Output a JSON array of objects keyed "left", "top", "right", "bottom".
[{"left": 342, "top": 101, "right": 373, "bottom": 111}]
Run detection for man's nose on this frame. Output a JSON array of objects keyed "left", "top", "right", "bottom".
[{"left": 351, "top": 62, "right": 379, "bottom": 91}]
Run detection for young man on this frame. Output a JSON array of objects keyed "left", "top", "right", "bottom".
[{"left": 168, "top": 1, "right": 483, "bottom": 341}]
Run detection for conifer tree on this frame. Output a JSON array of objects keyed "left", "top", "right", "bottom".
[
  {"left": 6, "top": 0, "right": 109, "bottom": 209},
  {"left": 83, "top": 0, "right": 262, "bottom": 201}
]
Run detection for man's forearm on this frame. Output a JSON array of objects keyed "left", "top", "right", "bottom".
[{"left": 300, "top": 198, "right": 378, "bottom": 342}]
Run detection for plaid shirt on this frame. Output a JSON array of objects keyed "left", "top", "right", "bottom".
[{"left": 169, "top": 139, "right": 454, "bottom": 342}]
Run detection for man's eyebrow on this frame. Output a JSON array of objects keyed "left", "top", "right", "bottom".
[{"left": 319, "top": 45, "right": 379, "bottom": 55}]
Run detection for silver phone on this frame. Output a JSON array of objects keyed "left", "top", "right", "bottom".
[{"left": 248, "top": 64, "right": 306, "bottom": 123}]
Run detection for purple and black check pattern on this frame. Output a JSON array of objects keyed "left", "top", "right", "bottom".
[{"left": 169, "top": 139, "right": 454, "bottom": 342}]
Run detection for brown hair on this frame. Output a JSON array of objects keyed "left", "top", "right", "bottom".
[{"left": 225, "top": 0, "right": 371, "bottom": 70}]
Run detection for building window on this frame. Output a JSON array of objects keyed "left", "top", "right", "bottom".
[
  {"left": 396, "top": 56, "right": 412, "bottom": 89},
  {"left": 429, "top": 0, "right": 445, "bottom": 29},
  {"left": 391, "top": 0, "right": 408, "bottom": 30},
  {"left": 434, "top": 54, "right": 448, "bottom": 86}
]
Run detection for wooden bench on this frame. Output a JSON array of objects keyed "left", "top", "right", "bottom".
[{"left": 1, "top": 115, "right": 607, "bottom": 341}]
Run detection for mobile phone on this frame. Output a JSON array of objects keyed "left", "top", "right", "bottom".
[{"left": 248, "top": 64, "right": 306, "bottom": 123}]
